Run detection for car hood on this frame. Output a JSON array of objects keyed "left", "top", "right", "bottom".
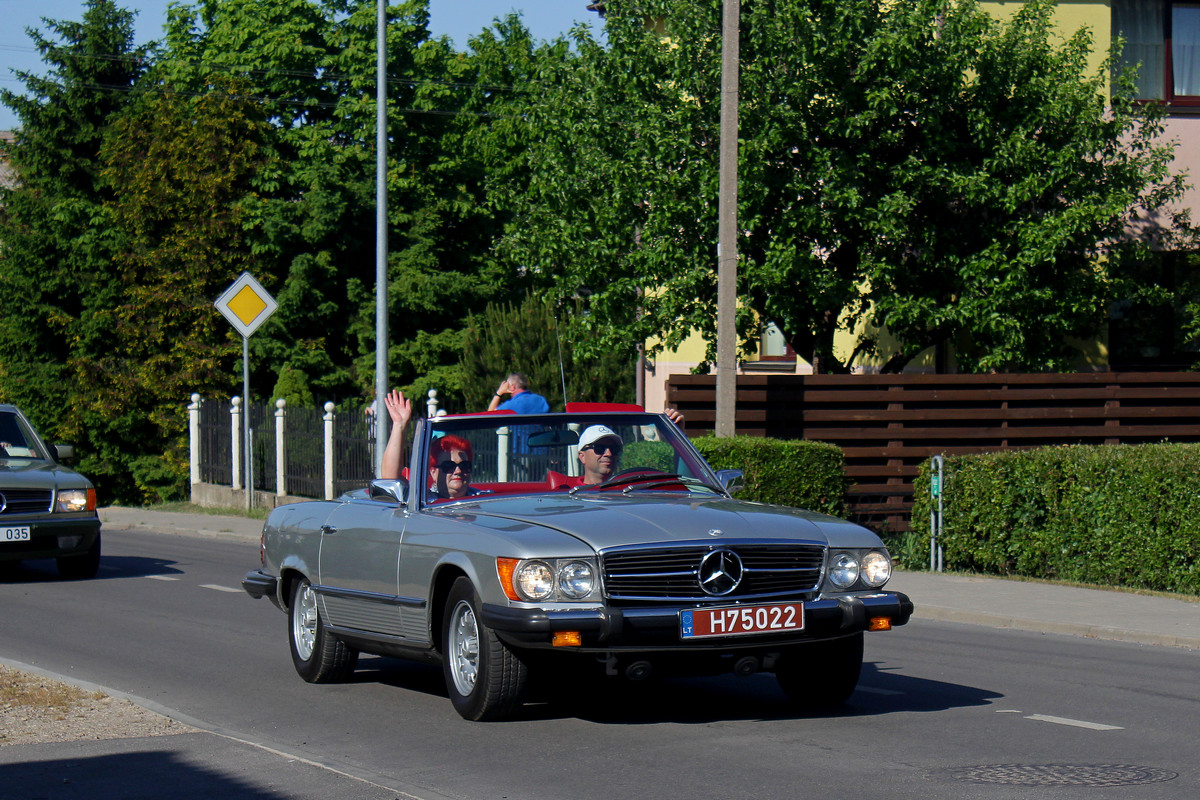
[
  {"left": 0, "top": 460, "right": 89, "bottom": 488},
  {"left": 437, "top": 493, "right": 882, "bottom": 551}
]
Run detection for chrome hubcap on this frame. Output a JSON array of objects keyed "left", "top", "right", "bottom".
[
  {"left": 448, "top": 600, "right": 480, "bottom": 696},
  {"left": 293, "top": 582, "right": 318, "bottom": 660}
]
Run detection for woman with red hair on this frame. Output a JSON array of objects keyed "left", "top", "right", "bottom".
[{"left": 428, "top": 434, "right": 481, "bottom": 500}]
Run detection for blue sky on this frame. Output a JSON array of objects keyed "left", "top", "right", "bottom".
[{"left": 0, "top": 1, "right": 604, "bottom": 129}]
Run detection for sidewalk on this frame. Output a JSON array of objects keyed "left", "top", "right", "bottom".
[{"left": 99, "top": 505, "right": 1200, "bottom": 651}]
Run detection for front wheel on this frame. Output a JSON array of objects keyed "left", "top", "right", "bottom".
[
  {"left": 57, "top": 532, "right": 101, "bottom": 580},
  {"left": 442, "top": 577, "right": 528, "bottom": 721},
  {"left": 289, "top": 576, "right": 357, "bottom": 683},
  {"left": 775, "top": 632, "right": 864, "bottom": 711}
]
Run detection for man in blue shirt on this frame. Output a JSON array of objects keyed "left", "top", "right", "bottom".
[{"left": 487, "top": 373, "right": 550, "bottom": 414}]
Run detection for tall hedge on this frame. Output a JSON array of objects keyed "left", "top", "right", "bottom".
[
  {"left": 693, "top": 436, "right": 846, "bottom": 517},
  {"left": 912, "top": 443, "right": 1200, "bottom": 593}
]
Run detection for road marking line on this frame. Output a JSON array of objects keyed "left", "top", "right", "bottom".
[
  {"left": 146, "top": 575, "right": 180, "bottom": 581},
  {"left": 1025, "top": 714, "right": 1123, "bottom": 731},
  {"left": 201, "top": 584, "right": 242, "bottom": 593},
  {"left": 856, "top": 686, "right": 903, "bottom": 696}
]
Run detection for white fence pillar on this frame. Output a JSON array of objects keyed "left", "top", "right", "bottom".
[
  {"left": 275, "top": 399, "right": 287, "bottom": 497},
  {"left": 324, "top": 401, "right": 336, "bottom": 499},
  {"left": 426, "top": 389, "right": 439, "bottom": 418},
  {"left": 231, "top": 396, "right": 242, "bottom": 491},
  {"left": 188, "top": 393, "right": 201, "bottom": 485}
]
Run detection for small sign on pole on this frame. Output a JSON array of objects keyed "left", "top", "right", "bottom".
[{"left": 215, "top": 272, "right": 277, "bottom": 511}]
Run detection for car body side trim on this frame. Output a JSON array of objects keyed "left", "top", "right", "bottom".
[{"left": 314, "top": 584, "right": 427, "bottom": 609}]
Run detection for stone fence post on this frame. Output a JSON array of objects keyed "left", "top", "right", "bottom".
[
  {"left": 323, "top": 401, "right": 336, "bottom": 500},
  {"left": 189, "top": 394, "right": 201, "bottom": 485},
  {"left": 275, "top": 398, "right": 287, "bottom": 497},
  {"left": 231, "top": 396, "right": 242, "bottom": 491}
]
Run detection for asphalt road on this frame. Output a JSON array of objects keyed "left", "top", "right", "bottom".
[{"left": 2, "top": 527, "right": 1199, "bottom": 800}]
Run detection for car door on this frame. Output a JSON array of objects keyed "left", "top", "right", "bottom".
[{"left": 316, "top": 498, "right": 408, "bottom": 637}]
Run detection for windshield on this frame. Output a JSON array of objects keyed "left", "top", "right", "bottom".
[
  {"left": 415, "top": 412, "right": 718, "bottom": 504},
  {"left": 0, "top": 411, "right": 48, "bottom": 460}
]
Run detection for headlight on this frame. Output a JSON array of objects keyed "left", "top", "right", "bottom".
[
  {"left": 861, "top": 551, "right": 892, "bottom": 587},
  {"left": 56, "top": 488, "right": 95, "bottom": 513},
  {"left": 498, "top": 557, "right": 599, "bottom": 602},
  {"left": 827, "top": 552, "right": 860, "bottom": 589},
  {"left": 558, "top": 561, "right": 595, "bottom": 599},
  {"left": 514, "top": 561, "right": 555, "bottom": 601}
]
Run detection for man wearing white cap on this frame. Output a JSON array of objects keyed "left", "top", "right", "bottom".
[{"left": 577, "top": 424, "right": 624, "bottom": 484}]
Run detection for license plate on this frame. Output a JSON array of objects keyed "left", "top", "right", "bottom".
[
  {"left": 2, "top": 526, "right": 31, "bottom": 542},
  {"left": 680, "top": 602, "right": 805, "bottom": 639}
]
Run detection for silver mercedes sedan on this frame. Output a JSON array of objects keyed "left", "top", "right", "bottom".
[{"left": 243, "top": 406, "right": 913, "bottom": 720}]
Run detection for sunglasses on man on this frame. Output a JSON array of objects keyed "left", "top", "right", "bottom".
[{"left": 581, "top": 442, "right": 622, "bottom": 456}]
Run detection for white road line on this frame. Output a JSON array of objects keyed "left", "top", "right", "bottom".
[
  {"left": 145, "top": 575, "right": 180, "bottom": 581},
  {"left": 1025, "top": 714, "right": 1123, "bottom": 731},
  {"left": 201, "top": 584, "right": 243, "bottom": 593},
  {"left": 856, "top": 686, "right": 904, "bottom": 696}
]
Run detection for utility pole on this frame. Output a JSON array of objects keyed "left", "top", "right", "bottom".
[
  {"left": 374, "top": 0, "right": 389, "bottom": 476},
  {"left": 715, "top": 0, "right": 739, "bottom": 437}
]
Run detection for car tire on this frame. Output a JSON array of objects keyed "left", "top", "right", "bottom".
[
  {"left": 56, "top": 532, "right": 101, "bottom": 580},
  {"left": 442, "top": 576, "right": 529, "bottom": 721},
  {"left": 775, "top": 632, "right": 864, "bottom": 711},
  {"left": 289, "top": 576, "right": 357, "bottom": 683}
]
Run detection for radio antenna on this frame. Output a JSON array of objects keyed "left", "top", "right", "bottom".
[{"left": 554, "top": 309, "right": 569, "bottom": 407}]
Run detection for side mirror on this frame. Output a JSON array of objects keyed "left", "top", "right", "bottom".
[
  {"left": 715, "top": 469, "right": 744, "bottom": 495},
  {"left": 369, "top": 478, "right": 408, "bottom": 503},
  {"left": 52, "top": 444, "right": 75, "bottom": 462}
]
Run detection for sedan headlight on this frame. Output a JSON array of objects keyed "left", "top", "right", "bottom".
[
  {"left": 498, "top": 557, "right": 599, "bottom": 602},
  {"left": 861, "top": 550, "right": 892, "bottom": 587},
  {"left": 56, "top": 488, "right": 95, "bottom": 513},
  {"left": 827, "top": 552, "right": 860, "bottom": 589}
]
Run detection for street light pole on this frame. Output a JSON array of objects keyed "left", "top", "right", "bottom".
[
  {"left": 715, "top": 0, "right": 739, "bottom": 437},
  {"left": 374, "top": 0, "right": 389, "bottom": 476}
]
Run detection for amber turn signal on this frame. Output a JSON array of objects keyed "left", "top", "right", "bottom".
[
  {"left": 552, "top": 631, "right": 582, "bottom": 647},
  {"left": 868, "top": 617, "right": 893, "bottom": 632}
]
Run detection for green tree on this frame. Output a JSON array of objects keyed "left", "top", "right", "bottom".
[
  {"left": 70, "top": 78, "right": 268, "bottom": 503},
  {"left": 0, "top": 0, "right": 147, "bottom": 495},
  {"left": 487, "top": 0, "right": 1188, "bottom": 374}
]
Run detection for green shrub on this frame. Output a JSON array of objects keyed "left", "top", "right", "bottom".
[
  {"left": 912, "top": 443, "right": 1200, "bottom": 594},
  {"left": 693, "top": 436, "right": 846, "bottom": 516}
]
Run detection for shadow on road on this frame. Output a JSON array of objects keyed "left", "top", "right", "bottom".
[{"left": 354, "top": 655, "right": 1001, "bottom": 725}]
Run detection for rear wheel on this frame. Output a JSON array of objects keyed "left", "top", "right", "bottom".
[
  {"left": 442, "top": 577, "right": 528, "bottom": 720},
  {"left": 289, "top": 576, "right": 357, "bottom": 682},
  {"left": 57, "top": 533, "right": 101, "bottom": 580},
  {"left": 775, "top": 632, "right": 864, "bottom": 711}
]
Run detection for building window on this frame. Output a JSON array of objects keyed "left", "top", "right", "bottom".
[{"left": 1114, "top": 0, "right": 1200, "bottom": 104}]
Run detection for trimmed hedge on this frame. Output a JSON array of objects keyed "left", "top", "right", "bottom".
[
  {"left": 693, "top": 436, "right": 846, "bottom": 517},
  {"left": 911, "top": 443, "right": 1200, "bottom": 594}
]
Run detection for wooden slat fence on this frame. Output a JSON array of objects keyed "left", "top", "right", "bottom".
[{"left": 667, "top": 372, "right": 1200, "bottom": 533}]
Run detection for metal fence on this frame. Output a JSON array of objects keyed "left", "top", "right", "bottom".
[{"left": 190, "top": 395, "right": 376, "bottom": 501}]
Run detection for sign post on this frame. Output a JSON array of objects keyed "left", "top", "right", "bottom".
[{"left": 215, "top": 273, "right": 278, "bottom": 511}]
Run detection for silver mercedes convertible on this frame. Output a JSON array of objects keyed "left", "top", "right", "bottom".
[{"left": 243, "top": 405, "right": 913, "bottom": 720}]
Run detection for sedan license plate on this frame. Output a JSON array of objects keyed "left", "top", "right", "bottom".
[
  {"left": 681, "top": 602, "right": 804, "bottom": 639},
  {"left": 3, "top": 526, "right": 31, "bottom": 542}
]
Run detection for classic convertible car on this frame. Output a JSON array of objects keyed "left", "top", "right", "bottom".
[{"left": 243, "top": 405, "right": 913, "bottom": 720}]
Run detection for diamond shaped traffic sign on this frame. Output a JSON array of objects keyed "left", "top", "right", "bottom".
[{"left": 215, "top": 272, "right": 277, "bottom": 337}]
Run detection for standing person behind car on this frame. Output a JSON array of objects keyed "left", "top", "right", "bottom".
[
  {"left": 487, "top": 373, "right": 549, "bottom": 414},
  {"left": 577, "top": 425, "right": 624, "bottom": 485}
]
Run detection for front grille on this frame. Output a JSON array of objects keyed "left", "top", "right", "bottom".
[
  {"left": 0, "top": 489, "right": 53, "bottom": 515},
  {"left": 601, "top": 542, "right": 825, "bottom": 601}
]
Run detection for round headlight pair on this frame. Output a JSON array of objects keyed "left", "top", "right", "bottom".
[
  {"left": 827, "top": 550, "right": 891, "bottom": 590},
  {"left": 513, "top": 560, "right": 595, "bottom": 601}
]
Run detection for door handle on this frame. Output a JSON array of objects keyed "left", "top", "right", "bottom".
[{"left": 320, "top": 524, "right": 337, "bottom": 535}]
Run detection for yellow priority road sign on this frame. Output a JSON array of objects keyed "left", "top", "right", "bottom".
[{"left": 215, "top": 272, "right": 278, "bottom": 338}]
